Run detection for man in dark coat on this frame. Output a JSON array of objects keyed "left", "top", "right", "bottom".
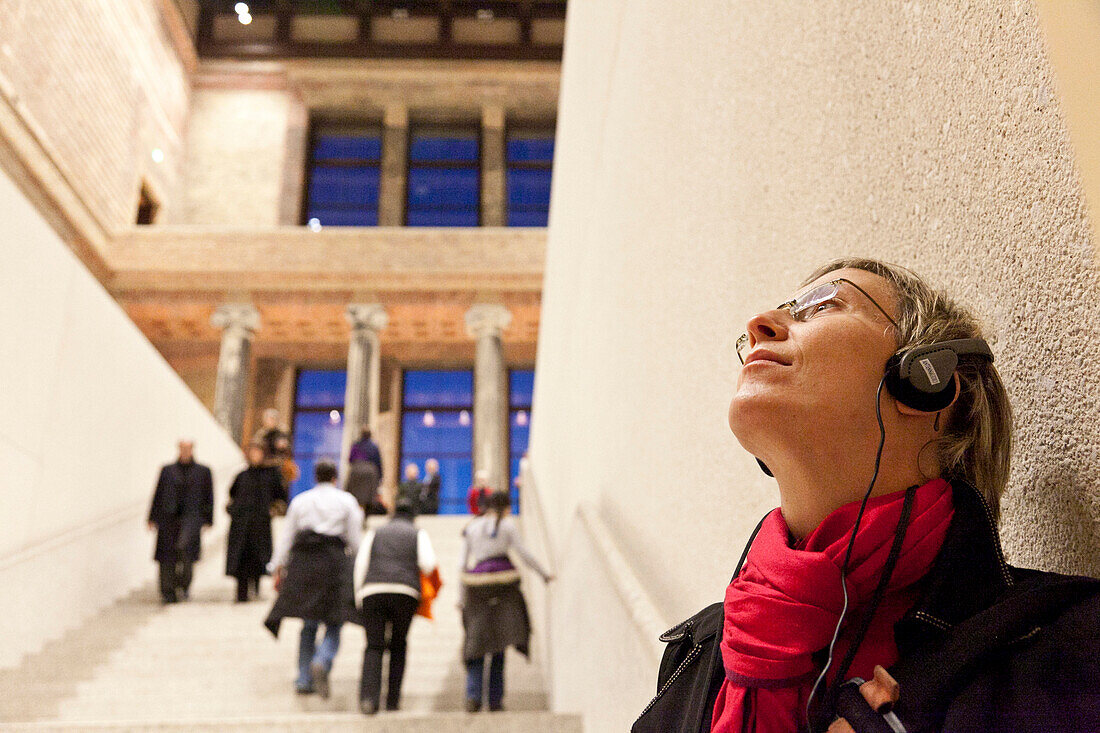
[
  {"left": 225, "top": 443, "right": 287, "bottom": 602},
  {"left": 419, "top": 458, "right": 441, "bottom": 515},
  {"left": 147, "top": 440, "right": 214, "bottom": 604}
]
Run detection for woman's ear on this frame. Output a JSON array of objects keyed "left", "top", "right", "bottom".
[{"left": 895, "top": 373, "right": 961, "bottom": 417}]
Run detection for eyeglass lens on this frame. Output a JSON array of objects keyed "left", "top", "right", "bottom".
[{"left": 735, "top": 281, "right": 841, "bottom": 364}]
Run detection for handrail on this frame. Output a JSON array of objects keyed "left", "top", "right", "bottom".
[
  {"left": 576, "top": 501, "right": 667, "bottom": 667},
  {"left": 519, "top": 459, "right": 557, "bottom": 570}
]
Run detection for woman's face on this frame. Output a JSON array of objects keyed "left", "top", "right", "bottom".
[{"left": 728, "top": 268, "right": 901, "bottom": 455}]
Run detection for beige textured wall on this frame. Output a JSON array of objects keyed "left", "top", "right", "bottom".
[
  {"left": 1035, "top": 0, "right": 1100, "bottom": 259},
  {"left": 0, "top": 0, "right": 191, "bottom": 230},
  {"left": 530, "top": 1, "right": 1100, "bottom": 726},
  {"left": 183, "top": 88, "right": 296, "bottom": 226}
]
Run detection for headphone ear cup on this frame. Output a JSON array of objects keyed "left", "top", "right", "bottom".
[{"left": 884, "top": 351, "right": 958, "bottom": 412}]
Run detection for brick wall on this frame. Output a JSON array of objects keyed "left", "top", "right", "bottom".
[
  {"left": 0, "top": 1, "right": 191, "bottom": 232},
  {"left": 183, "top": 86, "right": 300, "bottom": 226}
]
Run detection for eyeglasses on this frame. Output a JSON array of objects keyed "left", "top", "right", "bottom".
[{"left": 735, "top": 278, "right": 899, "bottom": 364}]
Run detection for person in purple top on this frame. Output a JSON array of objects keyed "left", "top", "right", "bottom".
[{"left": 346, "top": 426, "right": 384, "bottom": 514}]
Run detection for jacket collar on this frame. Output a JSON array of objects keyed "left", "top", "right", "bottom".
[{"left": 894, "top": 480, "right": 1013, "bottom": 654}]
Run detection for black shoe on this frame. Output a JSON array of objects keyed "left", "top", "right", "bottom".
[
  {"left": 385, "top": 701, "right": 400, "bottom": 712},
  {"left": 295, "top": 684, "right": 314, "bottom": 695},
  {"left": 161, "top": 595, "right": 178, "bottom": 605},
  {"left": 359, "top": 699, "right": 378, "bottom": 715},
  {"left": 489, "top": 702, "right": 504, "bottom": 712},
  {"left": 310, "top": 661, "right": 329, "bottom": 699},
  {"left": 465, "top": 699, "right": 481, "bottom": 713}
]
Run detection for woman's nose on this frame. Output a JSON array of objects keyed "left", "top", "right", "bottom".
[{"left": 745, "top": 309, "right": 790, "bottom": 347}]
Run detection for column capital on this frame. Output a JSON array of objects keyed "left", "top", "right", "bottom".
[
  {"left": 211, "top": 303, "right": 260, "bottom": 335},
  {"left": 383, "top": 103, "right": 408, "bottom": 128},
  {"left": 465, "top": 303, "right": 512, "bottom": 339},
  {"left": 346, "top": 303, "right": 389, "bottom": 333}
]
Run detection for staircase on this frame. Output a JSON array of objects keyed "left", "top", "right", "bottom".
[{"left": 0, "top": 516, "right": 580, "bottom": 732}]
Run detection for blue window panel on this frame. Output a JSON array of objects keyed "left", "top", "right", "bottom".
[
  {"left": 290, "top": 410, "right": 344, "bottom": 498},
  {"left": 506, "top": 169, "right": 552, "bottom": 207},
  {"left": 509, "top": 418, "right": 529, "bottom": 454},
  {"left": 510, "top": 370, "right": 534, "bottom": 407},
  {"left": 403, "top": 370, "right": 473, "bottom": 408},
  {"left": 400, "top": 411, "right": 473, "bottom": 455},
  {"left": 309, "top": 166, "right": 380, "bottom": 205},
  {"left": 409, "top": 136, "right": 479, "bottom": 162},
  {"left": 314, "top": 135, "right": 382, "bottom": 161},
  {"left": 290, "top": 456, "right": 317, "bottom": 500},
  {"left": 507, "top": 209, "right": 549, "bottom": 227},
  {"left": 406, "top": 208, "right": 480, "bottom": 227},
  {"left": 407, "top": 167, "right": 480, "bottom": 207},
  {"left": 306, "top": 208, "right": 379, "bottom": 226},
  {"left": 293, "top": 410, "right": 345, "bottom": 453},
  {"left": 507, "top": 137, "right": 554, "bottom": 162},
  {"left": 295, "top": 370, "right": 347, "bottom": 408}
]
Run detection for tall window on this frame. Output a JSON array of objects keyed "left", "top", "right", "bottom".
[
  {"left": 406, "top": 126, "right": 480, "bottom": 226},
  {"left": 304, "top": 123, "right": 382, "bottom": 226},
  {"left": 509, "top": 369, "right": 534, "bottom": 509},
  {"left": 290, "top": 370, "right": 346, "bottom": 498},
  {"left": 400, "top": 370, "right": 474, "bottom": 514},
  {"left": 506, "top": 128, "right": 554, "bottom": 226}
]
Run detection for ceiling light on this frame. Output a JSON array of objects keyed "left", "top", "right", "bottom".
[
  {"left": 459, "top": 409, "right": 471, "bottom": 426},
  {"left": 308, "top": 218, "right": 322, "bottom": 231},
  {"left": 234, "top": 2, "right": 249, "bottom": 14},
  {"left": 151, "top": 148, "right": 165, "bottom": 163},
  {"left": 329, "top": 410, "right": 340, "bottom": 423},
  {"left": 476, "top": 8, "right": 494, "bottom": 22},
  {"left": 391, "top": 7, "right": 409, "bottom": 19},
  {"left": 238, "top": 12, "right": 252, "bottom": 25},
  {"left": 423, "top": 411, "right": 436, "bottom": 427},
  {"left": 515, "top": 410, "right": 528, "bottom": 427}
]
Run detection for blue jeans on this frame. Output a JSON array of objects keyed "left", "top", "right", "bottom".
[
  {"left": 297, "top": 620, "right": 342, "bottom": 689},
  {"left": 465, "top": 652, "right": 505, "bottom": 707}
]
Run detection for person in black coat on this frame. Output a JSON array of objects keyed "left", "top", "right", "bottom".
[
  {"left": 225, "top": 443, "right": 287, "bottom": 602},
  {"left": 147, "top": 440, "right": 214, "bottom": 604}
]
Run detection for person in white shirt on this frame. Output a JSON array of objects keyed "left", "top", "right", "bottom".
[
  {"left": 263, "top": 461, "right": 363, "bottom": 698},
  {"left": 351, "top": 496, "right": 438, "bottom": 714}
]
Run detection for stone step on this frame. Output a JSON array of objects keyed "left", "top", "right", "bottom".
[
  {"left": 0, "top": 711, "right": 584, "bottom": 732},
  {"left": 2, "top": 512, "right": 553, "bottom": 727}
]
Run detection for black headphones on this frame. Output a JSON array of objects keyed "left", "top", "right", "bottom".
[
  {"left": 754, "top": 337, "right": 993, "bottom": 476},
  {"left": 883, "top": 337, "right": 993, "bottom": 412}
]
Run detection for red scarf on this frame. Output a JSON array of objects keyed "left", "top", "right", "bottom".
[{"left": 711, "top": 478, "right": 954, "bottom": 732}]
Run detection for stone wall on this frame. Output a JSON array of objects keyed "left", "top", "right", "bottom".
[
  {"left": 0, "top": 165, "right": 241, "bottom": 669},
  {"left": 0, "top": 0, "right": 192, "bottom": 231},
  {"left": 183, "top": 85, "right": 302, "bottom": 226},
  {"left": 530, "top": 1, "right": 1100, "bottom": 728}
]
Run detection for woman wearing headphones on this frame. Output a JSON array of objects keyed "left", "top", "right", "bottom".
[{"left": 633, "top": 259, "right": 1100, "bottom": 732}]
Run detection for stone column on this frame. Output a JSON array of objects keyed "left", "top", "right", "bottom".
[
  {"left": 211, "top": 304, "right": 261, "bottom": 445},
  {"left": 481, "top": 104, "right": 507, "bottom": 227},
  {"left": 340, "top": 304, "right": 389, "bottom": 479},
  {"left": 465, "top": 304, "right": 512, "bottom": 490},
  {"left": 379, "top": 104, "right": 408, "bottom": 226}
]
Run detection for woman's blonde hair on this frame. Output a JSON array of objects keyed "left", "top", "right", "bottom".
[{"left": 804, "top": 258, "right": 1013, "bottom": 522}]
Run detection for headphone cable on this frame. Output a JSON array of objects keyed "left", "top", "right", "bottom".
[{"left": 804, "top": 375, "right": 889, "bottom": 731}]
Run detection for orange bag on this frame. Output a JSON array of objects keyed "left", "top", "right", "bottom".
[{"left": 417, "top": 568, "right": 442, "bottom": 620}]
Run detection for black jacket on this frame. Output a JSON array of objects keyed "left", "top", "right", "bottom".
[
  {"left": 225, "top": 465, "right": 286, "bottom": 578},
  {"left": 632, "top": 482, "right": 1100, "bottom": 732},
  {"left": 264, "top": 530, "right": 353, "bottom": 636},
  {"left": 148, "top": 460, "right": 214, "bottom": 564}
]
